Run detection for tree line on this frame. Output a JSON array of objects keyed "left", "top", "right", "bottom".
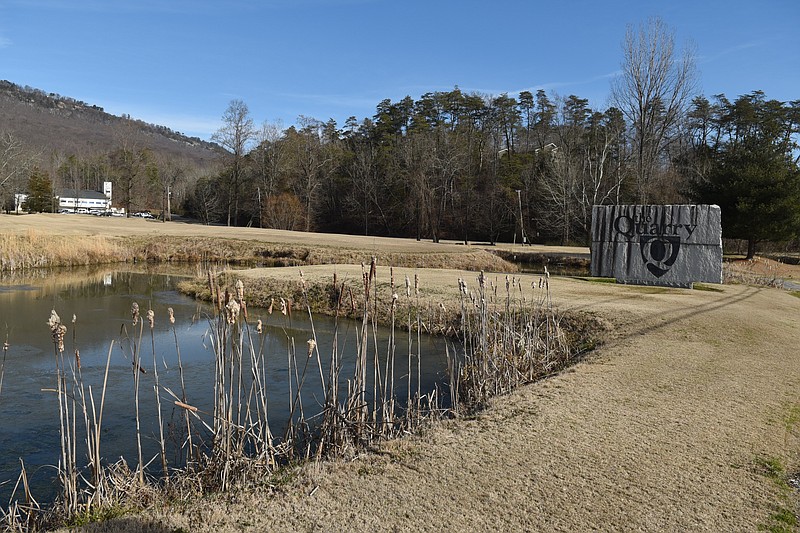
[
  {"left": 187, "top": 18, "right": 799, "bottom": 252},
  {"left": 3, "top": 18, "right": 799, "bottom": 255}
]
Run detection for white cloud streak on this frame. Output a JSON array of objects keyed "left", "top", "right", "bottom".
[{"left": 697, "top": 41, "right": 762, "bottom": 65}]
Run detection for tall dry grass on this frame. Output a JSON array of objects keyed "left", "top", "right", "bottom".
[{"left": 0, "top": 230, "right": 132, "bottom": 271}]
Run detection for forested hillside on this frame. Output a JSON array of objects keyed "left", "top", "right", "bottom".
[
  {"left": 0, "top": 80, "right": 219, "bottom": 162},
  {"left": 0, "top": 80, "right": 222, "bottom": 217}
]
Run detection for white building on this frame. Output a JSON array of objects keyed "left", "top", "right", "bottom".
[
  {"left": 58, "top": 181, "right": 113, "bottom": 213},
  {"left": 13, "top": 193, "right": 28, "bottom": 214}
]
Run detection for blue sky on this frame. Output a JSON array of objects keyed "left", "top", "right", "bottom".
[{"left": 1, "top": 0, "right": 798, "bottom": 141}]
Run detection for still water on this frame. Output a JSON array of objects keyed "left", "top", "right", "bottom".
[{"left": 0, "top": 267, "right": 447, "bottom": 502}]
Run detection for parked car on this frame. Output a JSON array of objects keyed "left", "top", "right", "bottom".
[{"left": 134, "top": 211, "right": 155, "bottom": 219}]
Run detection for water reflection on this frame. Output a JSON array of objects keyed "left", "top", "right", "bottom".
[{"left": 0, "top": 268, "right": 447, "bottom": 503}]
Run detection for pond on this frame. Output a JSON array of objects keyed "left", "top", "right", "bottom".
[{"left": 0, "top": 266, "right": 448, "bottom": 503}]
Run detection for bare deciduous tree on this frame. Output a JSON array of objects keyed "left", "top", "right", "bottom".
[
  {"left": 611, "top": 16, "right": 696, "bottom": 203},
  {"left": 283, "top": 117, "right": 334, "bottom": 232},
  {"left": 213, "top": 99, "right": 255, "bottom": 226},
  {"left": 0, "top": 132, "right": 35, "bottom": 212},
  {"left": 251, "top": 120, "right": 287, "bottom": 227}
]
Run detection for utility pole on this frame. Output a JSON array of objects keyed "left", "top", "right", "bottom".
[
  {"left": 165, "top": 184, "right": 172, "bottom": 222},
  {"left": 516, "top": 189, "right": 527, "bottom": 245}
]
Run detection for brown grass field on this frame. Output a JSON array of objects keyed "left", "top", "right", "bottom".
[{"left": 4, "top": 214, "right": 800, "bottom": 532}]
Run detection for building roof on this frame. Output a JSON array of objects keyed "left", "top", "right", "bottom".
[{"left": 59, "top": 189, "right": 109, "bottom": 200}]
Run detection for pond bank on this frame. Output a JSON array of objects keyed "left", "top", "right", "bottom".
[
  {"left": 1, "top": 214, "right": 519, "bottom": 273},
  {"left": 75, "top": 277, "right": 800, "bottom": 532}
]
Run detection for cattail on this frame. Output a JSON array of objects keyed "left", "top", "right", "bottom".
[
  {"left": 225, "top": 299, "right": 241, "bottom": 325},
  {"left": 414, "top": 273, "right": 419, "bottom": 297},
  {"left": 392, "top": 292, "right": 399, "bottom": 310},
  {"left": 280, "top": 297, "right": 287, "bottom": 316},
  {"left": 256, "top": 319, "right": 263, "bottom": 334},
  {"left": 174, "top": 400, "right": 198, "bottom": 412},
  {"left": 268, "top": 298, "right": 274, "bottom": 315},
  {"left": 168, "top": 307, "right": 175, "bottom": 325},
  {"left": 307, "top": 339, "right": 316, "bottom": 358},
  {"left": 75, "top": 349, "right": 81, "bottom": 370},
  {"left": 131, "top": 302, "right": 140, "bottom": 325},
  {"left": 72, "top": 314, "right": 76, "bottom": 324},
  {"left": 47, "top": 309, "right": 60, "bottom": 330},
  {"left": 405, "top": 275, "right": 411, "bottom": 298},
  {"left": 47, "top": 310, "right": 66, "bottom": 353},
  {"left": 458, "top": 278, "right": 468, "bottom": 296},
  {"left": 235, "top": 279, "right": 245, "bottom": 302},
  {"left": 147, "top": 309, "right": 154, "bottom": 329}
]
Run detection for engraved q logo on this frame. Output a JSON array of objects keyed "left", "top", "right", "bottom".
[{"left": 640, "top": 235, "right": 680, "bottom": 278}]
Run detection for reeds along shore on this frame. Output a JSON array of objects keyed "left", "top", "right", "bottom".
[
  {"left": 0, "top": 262, "right": 593, "bottom": 531},
  {"left": 0, "top": 230, "right": 518, "bottom": 273},
  {"left": 0, "top": 231, "right": 131, "bottom": 271}
]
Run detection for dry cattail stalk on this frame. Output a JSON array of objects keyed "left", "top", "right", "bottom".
[
  {"left": 75, "top": 349, "right": 81, "bottom": 370},
  {"left": 225, "top": 299, "right": 241, "bottom": 325},
  {"left": 280, "top": 297, "right": 287, "bottom": 316},
  {"left": 235, "top": 279, "right": 245, "bottom": 303},
  {"left": 168, "top": 307, "right": 175, "bottom": 325},
  {"left": 256, "top": 319, "right": 263, "bottom": 334},
  {"left": 147, "top": 309, "right": 154, "bottom": 329},
  {"left": 47, "top": 310, "right": 66, "bottom": 353},
  {"left": 307, "top": 339, "right": 316, "bottom": 358},
  {"left": 174, "top": 400, "right": 198, "bottom": 412},
  {"left": 405, "top": 275, "right": 411, "bottom": 298},
  {"left": 268, "top": 298, "right": 274, "bottom": 314},
  {"left": 131, "top": 302, "right": 140, "bottom": 326}
]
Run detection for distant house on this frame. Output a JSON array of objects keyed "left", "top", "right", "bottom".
[
  {"left": 534, "top": 142, "right": 559, "bottom": 156},
  {"left": 13, "top": 193, "right": 28, "bottom": 214},
  {"left": 58, "top": 181, "right": 113, "bottom": 213}
]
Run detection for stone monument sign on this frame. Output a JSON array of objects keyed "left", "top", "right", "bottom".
[{"left": 591, "top": 204, "right": 722, "bottom": 288}]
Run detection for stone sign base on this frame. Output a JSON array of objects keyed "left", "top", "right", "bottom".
[{"left": 590, "top": 204, "right": 723, "bottom": 288}]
